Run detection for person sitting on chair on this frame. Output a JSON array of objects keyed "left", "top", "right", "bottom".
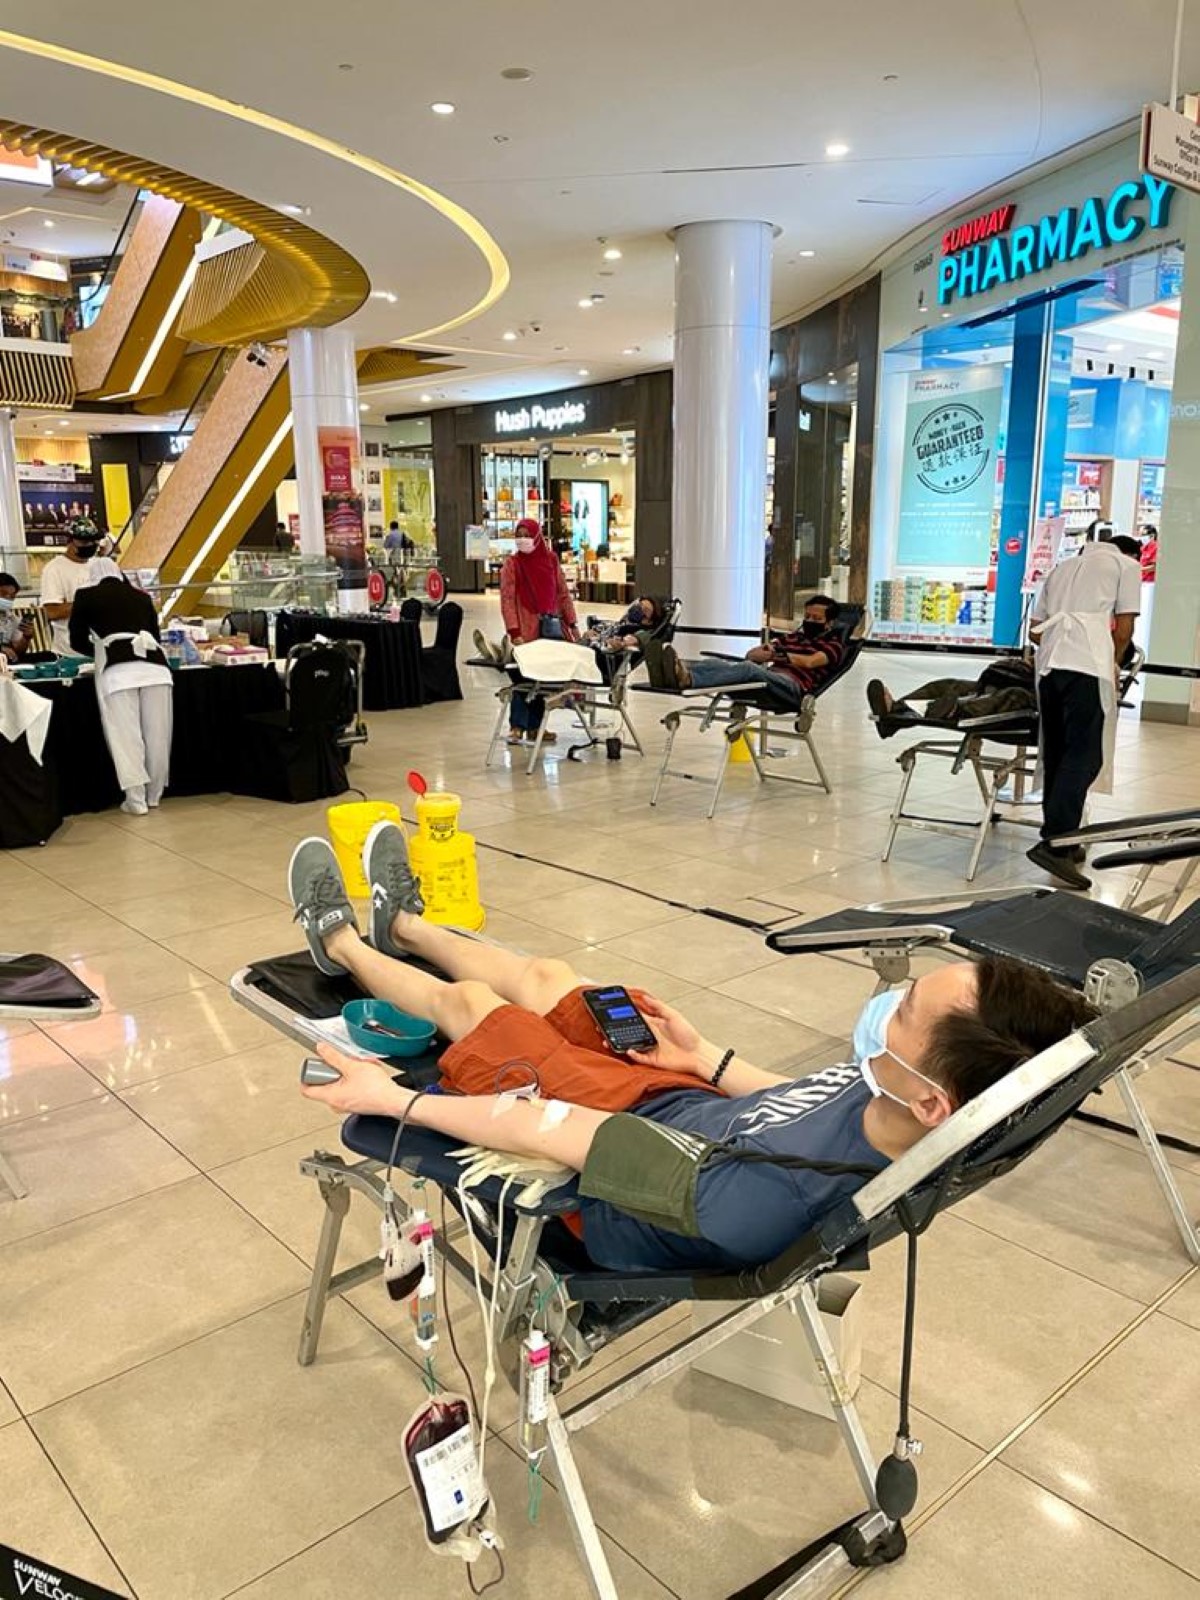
[
  {"left": 0, "top": 573, "right": 32, "bottom": 661},
  {"left": 580, "top": 596, "right": 666, "bottom": 652},
  {"left": 866, "top": 660, "right": 1036, "bottom": 739},
  {"left": 645, "top": 595, "right": 844, "bottom": 709},
  {"left": 289, "top": 823, "right": 1090, "bottom": 1273}
]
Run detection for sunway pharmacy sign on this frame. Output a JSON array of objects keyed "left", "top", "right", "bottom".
[{"left": 938, "top": 174, "right": 1176, "bottom": 306}]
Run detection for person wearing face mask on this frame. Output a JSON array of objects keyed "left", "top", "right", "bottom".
[
  {"left": 0, "top": 573, "right": 32, "bottom": 662},
  {"left": 498, "top": 517, "right": 578, "bottom": 745},
  {"left": 287, "top": 825, "right": 1092, "bottom": 1273},
  {"left": 39, "top": 523, "right": 104, "bottom": 656},
  {"left": 645, "top": 595, "right": 843, "bottom": 704}
]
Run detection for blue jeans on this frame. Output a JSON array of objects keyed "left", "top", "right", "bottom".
[
  {"left": 686, "top": 658, "right": 803, "bottom": 709},
  {"left": 509, "top": 689, "right": 545, "bottom": 731}
]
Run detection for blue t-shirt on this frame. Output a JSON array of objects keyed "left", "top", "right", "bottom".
[{"left": 579, "top": 1065, "right": 882, "bottom": 1272}]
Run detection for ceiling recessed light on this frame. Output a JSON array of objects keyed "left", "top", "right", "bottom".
[
  {"left": 825, "top": 141, "right": 850, "bottom": 158},
  {"left": 1106, "top": 342, "right": 1124, "bottom": 352},
  {"left": 58, "top": 418, "right": 70, "bottom": 427},
  {"left": 502, "top": 330, "right": 518, "bottom": 341},
  {"left": 1147, "top": 349, "right": 1167, "bottom": 360},
  {"left": 621, "top": 347, "right": 637, "bottom": 355},
  {"left": 42, "top": 219, "right": 54, "bottom": 228},
  {"left": 370, "top": 290, "right": 397, "bottom": 303},
  {"left": 420, "top": 393, "right": 433, "bottom": 403},
  {"left": 798, "top": 249, "right": 816, "bottom": 258},
  {"left": 578, "top": 298, "right": 594, "bottom": 310},
  {"left": 431, "top": 102, "right": 455, "bottom": 115},
  {"left": 500, "top": 66, "right": 534, "bottom": 81},
  {"left": 278, "top": 203, "right": 311, "bottom": 217},
  {"left": 941, "top": 311, "right": 951, "bottom": 319},
  {"left": 602, "top": 247, "right": 622, "bottom": 261},
  {"left": 919, "top": 305, "right": 929, "bottom": 314},
  {"left": 578, "top": 368, "right": 590, "bottom": 376}
]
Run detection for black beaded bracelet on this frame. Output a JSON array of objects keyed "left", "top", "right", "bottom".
[{"left": 710, "top": 1049, "right": 735, "bottom": 1089}]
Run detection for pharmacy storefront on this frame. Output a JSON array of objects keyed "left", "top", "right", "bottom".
[{"left": 871, "top": 138, "right": 1184, "bottom": 648}]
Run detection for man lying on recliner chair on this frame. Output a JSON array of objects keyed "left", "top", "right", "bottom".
[
  {"left": 866, "top": 658, "right": 1036, "bottom": 739},
  {"left": 644, "top": 594, "right": 844, "bottom": 709}
]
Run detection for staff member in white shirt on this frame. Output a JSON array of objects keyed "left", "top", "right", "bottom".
[
  {"left": 69, "top": 558, "right": 173, "bottom": 816},
  {"left": 1028, "top": 534, "right": 1141, "bottom": 890},
  {"left": 39, "top": 523, "right": 103, "bottom": 655}
]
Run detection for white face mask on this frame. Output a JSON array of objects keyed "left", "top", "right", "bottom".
[
  {"left": 851, "top": 989, "right": 945, "bottom": 1108},
  {"left": 515, "top": 538, "right": 536, "bottom": 554},
  {"left": 0, "top": 596, "right": 12, "bottom": 612}
]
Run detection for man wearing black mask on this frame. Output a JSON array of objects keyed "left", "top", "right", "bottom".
[
  {"left": 39, "top": 521, "right": 102, "bottom": 655},
  {"left": 646, "top": 595, "right": 844, "bottom": 708}
]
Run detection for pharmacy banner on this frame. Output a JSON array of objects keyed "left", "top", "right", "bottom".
[{"left": 897, "top": 368, "right": 1004, "bottom": 568}]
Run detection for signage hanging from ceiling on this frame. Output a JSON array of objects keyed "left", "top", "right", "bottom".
[
  {"left": 1140, "top": 101, "right": 1200, "bottom": 199},
  {"left": 938, "top": 174, "right": 1176, "bottom": 307}
]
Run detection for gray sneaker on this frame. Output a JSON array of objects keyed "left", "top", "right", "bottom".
[
  {"left": 288, "top": 837, "right": 358, "bottom": 974},
  {"left": 363, "top": 820, "right": 425, "bottom": 957}
]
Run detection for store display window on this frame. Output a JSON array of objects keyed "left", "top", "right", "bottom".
[{"left": 871, "top": 238, "right": 1181, "bottom": 647}]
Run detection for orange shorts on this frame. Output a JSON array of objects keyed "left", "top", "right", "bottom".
[{"left": 437, "top": 986, "right": 719, "bottom": 1113}]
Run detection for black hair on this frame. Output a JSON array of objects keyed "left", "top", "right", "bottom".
[
  {"left": 0, "top": 572, "right": 18, "bottom": 591},
  {"left": 1140, "top": 524, "right": 1158, "bottom": 538},
  {"left": 1110, "top": 535, "right": 1143, "bottom": 560},
  {"left": 926, "top": 956, "right": 1095, "bottom": 1108},
  {"left": 804, "top": 594, "right": 841, "bottom": 622}
]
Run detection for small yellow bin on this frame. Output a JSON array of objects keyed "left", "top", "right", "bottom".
[{"left": 327, "top": 800, "right": 404, "bottom": 898}]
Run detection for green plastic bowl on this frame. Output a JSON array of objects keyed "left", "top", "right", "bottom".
[
  {"left": 342, "top": 999, "right": 437, "bottom": 1057},
  {"left": 55, "top": 658, "right": 81, "bottom": 679}
]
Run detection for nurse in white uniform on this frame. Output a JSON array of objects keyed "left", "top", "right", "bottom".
[{"left": 69, "top": 559, "right": 173, "bottom": 816}]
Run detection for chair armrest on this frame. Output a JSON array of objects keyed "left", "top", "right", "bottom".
[
  {"left": 1050, "top": 806, "right": 1200, "bottom": 849},
  {"left": 1093, "top": 837, "right": 1200, "bottom": 870},
  {"left": 767, "top": 923, "right": 953, "bottom": 955},
  {"left": 698, "top": 651, "right": 748, "bottom": 662}
]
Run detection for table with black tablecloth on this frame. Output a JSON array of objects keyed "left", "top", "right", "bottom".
[
  {"left": 1, "top": 664, "right": 287, "bottom": 831},
  {"left": 273, "top": 610, "right": 423, "bottom": 711}
]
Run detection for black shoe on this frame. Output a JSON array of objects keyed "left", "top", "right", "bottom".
[
  {"left": 642, "top": 637, "right": 667, "bottom": 688},
  {"left": 288, "top": 838, "right": 358, "bottom": 974},
  {"left": 1068, "top": 845, "right": 1087, "bottom": 864},
  {"left": 1027, "top": 842, "right": 1091, "bottom": 891},
  {"left": 866, "top": 679, "right": 890, "bottom": 720},
  {"left": 363, "top": 820, "right": 424, "bottom": 958},
  {"left": 662, "top": 643, "right": 690, "bottom": 690}
]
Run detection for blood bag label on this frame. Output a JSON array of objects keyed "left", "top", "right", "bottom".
[{"left": 413, "top": 1422, "right": 486, "bottom": 1533}]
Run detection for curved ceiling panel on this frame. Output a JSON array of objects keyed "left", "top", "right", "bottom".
[{"left": 0, "top": 25, "right": 509, "bottom": 344}]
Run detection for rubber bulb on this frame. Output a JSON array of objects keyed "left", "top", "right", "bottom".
[{"left": 875, "top": 1454, "right": 919, "bottom": 1520}]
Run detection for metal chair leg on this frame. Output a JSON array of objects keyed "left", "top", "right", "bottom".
[
  {"left": 708, "top": 730, "right": 736, "bottom": 818},
  {"left": 792, "top": 1282, "right": 881, "bottom": 1509},
  {"left": 806, "top": 731, "right": 832, "bottom": 794},
  {"left": 546, "top": 1403, "right": 620, "bottom": 1600},
  {"left": 619, "top": 704, "right": 644, "bottom": 756},
  {"left": 485, "top": 695, "right": 509, "bottom": 769},
  {"left": 965, "top": 774, "right": 1003, "bottom": 883},
  {"left": 1116, "top": 1067, "right": 1200, "bottom": 1264},
  {"left": 0, "top": 1146, "right": 26, "bottom": 1201},
  {"left": 298, "top": 1177, "right": 351, "bottom": 1366},
  {"left": 651, "top": 715, "right": 680, "bottom": 807},
  {"left": 884, "top": 758, "right": 916, "bottom": 863}
]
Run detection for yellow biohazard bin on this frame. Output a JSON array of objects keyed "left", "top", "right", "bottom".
[
  {"left": 729, "top": 730, "right": 755, "bottom": 764},
  {"left": 408, "top": 790, "right": 486, "bottom": 931},
  {"left": 327, "top": 800, "right": 404, "bottom": 899}
]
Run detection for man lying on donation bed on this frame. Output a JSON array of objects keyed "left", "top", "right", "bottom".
[
  {"left": 289, "top": 823, "right": 1091, "bottom": 1272},
  {"left": 644, "top": 594, "right": 846, "bottom": 710}
]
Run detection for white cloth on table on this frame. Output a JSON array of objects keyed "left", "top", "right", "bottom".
[{"left": 0, "top": 676, "right": 53, "bottom": 765}]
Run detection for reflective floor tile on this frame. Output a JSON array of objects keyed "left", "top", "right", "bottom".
[
  {"left": 713, "top": 950, "right": 877, "bottom": 1038},
  {"left": 870, "top": 1459, "right": 1200, "bottom": 1599},
  {"left": 532, "top": 881, "right": 690, "bottom": 943},
  {"left": 66, "top": 939, "right": 210, "bottom": 1013},
  {"left": 161, "top": 912, "right": 308, "bottom": 983},
  {"left": 44, "top": 982, "right": 280, "bottom": 1090},
  {"left": 230, "top": 1439, "right": 674, "bottom": 1600},
  {"left": 0, "top": 1030, "right": 104, "bottom": 1125},
  {"left": 0, "top": 1421, "right": 132, "bottom": 1597},
  {"left": 556, "top": 944, "right": 699, "bottom": 1002},
  {"left": 854, "top": 1215, "right": 1141, "bottom": 1448},
  {"left": 31, "top": 1297, "right": 430, "bottom": 1600},
  {"left": 120, "top": 1040, "right": 342, "bottom": 1169},
  {"left": 0, "top": 1176, "right": 307, "bottom": 1412},
  {"left": 602, "top": 911, "right": 786, "bottom": 986},
  {"left": 0, "top": 1096, "right": 195, "bottom": 1248},
  {"left": 1005, "top": 1313, "right": 1200, "bottom": 1579}
]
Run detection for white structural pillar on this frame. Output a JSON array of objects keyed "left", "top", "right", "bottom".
[
  {"left": 671, "top": 219, "right": 774, "bottom": 654},
  {"left": 287, "top": 325, "right": 367, "bottom": 612},
  {"left": 0, "top": 408, "right": 25, "bottom": 560}
]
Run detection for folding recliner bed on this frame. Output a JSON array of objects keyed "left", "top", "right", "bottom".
[
  {"left": 634, "top": 606, "right": 869, "bottom": 819},
  {"left": 228, "top": 940, "right": 1200, "bottom": 1598}
]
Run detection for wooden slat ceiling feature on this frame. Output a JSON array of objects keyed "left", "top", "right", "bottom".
[
  {"left": 0, "top": 121, "right": 370, "bottom": 342},
  {"left": 0, "top": 345, "right": 75, "bottom": 408},
  {"left": 355, "top": 347, "right": 460, "bottom": 385}
]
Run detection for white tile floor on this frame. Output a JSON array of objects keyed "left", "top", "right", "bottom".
[{"left": 2, "top": 593, "right": 1199, "bottom": 1599}]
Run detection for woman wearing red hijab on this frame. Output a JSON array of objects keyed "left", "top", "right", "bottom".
[{"left": 499, "top": 518, "right": 578, "bottom": 744}]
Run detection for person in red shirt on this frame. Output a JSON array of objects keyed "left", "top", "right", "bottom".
[
  {"left": 498, "top": 518, "right": 578, "bottom": 744},
  {"left": 649, "top": 595, "right": 844, "bottom": 707}
]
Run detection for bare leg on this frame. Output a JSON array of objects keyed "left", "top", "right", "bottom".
[
  {"left": 385, "top": 912, "right": 581, "bottom": 1016},
  {"left": 325, "top": 925, "right": 506, "bottom": 1042}
]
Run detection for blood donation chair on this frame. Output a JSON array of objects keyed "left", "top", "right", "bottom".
[
  {"left": 228, "top": 942, "right": 1200, "bottom": 1599},
  {"left": 0, "top": 953, "right": 100, "bottom": 1199},
  {"left": 635, "top": 605, "right": 868, "bottom": 819},
  {"left": 1048, "top": 804, "right": 1200, "bottom": 919},
  {"left": 765, "top": 887, "right": 1200, "bottom": 1263},
  {"left": 472, "top": 600, "right": 682, "bottom": 772}
]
